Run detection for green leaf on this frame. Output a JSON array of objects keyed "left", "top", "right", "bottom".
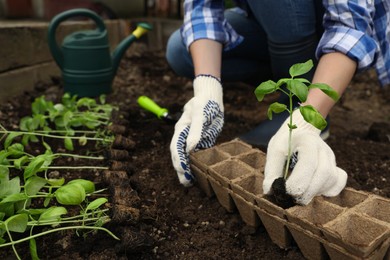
[
  {"left": 5, "top": 213, "right": 28, "bottom": 233},
  {"left": 254, "top": 80, "right": 277, "bottom": 102},
  {"left": 0, "top": 150, "right": 10, "bottom": 165},
  {"left": 32, "top": 96, "right": 52, "bottom": 115},
  {"left": 19, "top": 116, "right": 32, "bottom": 131},
  {"left": 24, "top": 176, "right": 47, "bottom": 196},
  {"left": 14, "top": 155, "right": 29, "bottom": 170},
  {"left": 7, "top": 143, "right": 25, "bottom": 158},
  {"left": 289, "top": 59, "right": 313, "bottom": 77},
  {"left": 0, "top": 193, "right": 28, "bottom": 204},
  {"left": 4, "top": 133, "right": 23, "bottom": 149},
  {"left": 299, "top": 105, "right": 327, "bottom": 130},
  {"left": 69, "top": 119, "right": 83, "bottom": 128},
  {"left": 267, "top": 102, "right": 287, "bottom": 120},
  {"left": 295, "top": 78, "right": 311, "bottom": 84},
  {"left": 275, "top": 78, "right": 290, "bottom": 88},
  {"left": 44, "top": 196, "right": 52, "bottom": 207},
  {"left": 288, "top": 123, "right": 298, "bottom": 129},
  {"left": 54, "top": 116, "right": 65, "bottom": 128},
  {"left": 0, "top": 203, "right": 15, "bottom": 217},
  {"left": 38, "top": 206, "right": 67, "bottom": 221},
  {"left": 30, "top": 238, "right": 40, "bottom": 260},
  {"left": 63, "top": 111, "right": 73, "bottom": 126},
  {"left": 99, "top": 95, "right": 107, "bottom": 104},
  {"left": 0, "top": 176, "right": 21, "bottom": 197},
  {"left": 62, "top": 93, "right": 75, "bottom": 109},
  {"left": 0, "top": 165, "right": 9, "bottom": 182},
  {"left": 24, "top": 157, "right": 46, "bottom": 180},
  {"left": 34, "top": 114, "right": 47, "bottom": 128},
  {"left": 64, "top": 137, "right": 74, "bottom": 151},
  {"left": 20, "top": 208, "right": 46, "bottom": 216},
  {"left": 309, "top": 83, "right": 340, "bottom": 101},
  {"left": 68, "top": 179, "right": 95, "bottom": 193},
  {"left": 53, "top": 103, "right": 65, "bottom": 113},
  {"left": 85, "top": 121, "right": 100, "bottom": 129},
  {"left": 86, "top": 198, "right": 107, "bottom": 211},
  {"left": 78, "top": 136, "right": 88, "bottom": 146},
  {"left": 47, "top": 177, "right": 65, "bottom": 186},
  {"left": 41, "top": 141, "right": 52, "bottom": 154},
  {"left": 77, "top": 97, "right": 96, "bottom": 109},
  {"left": 55, "top": 183, "right": 86, "bottom": 205},
  {"left": 289, "top": 79, "right": 309, "bottom": 103}
]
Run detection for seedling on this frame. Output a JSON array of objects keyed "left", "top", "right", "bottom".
[
  {"left": 0, "top": 165, "right": 118, "bottom": 259},
  {"left": 17, "top": 93, "right": 118, "bottom": 149},
  {"left": 254, "top": 60, "right": 339, "bottom": 205}
]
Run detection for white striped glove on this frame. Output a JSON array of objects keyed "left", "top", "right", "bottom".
[
  {"left": 170, "top": 75, "right": 224, "bottom": 186},
  {"left": 263, "top": 109, "right": 348, "bottom": 205}
]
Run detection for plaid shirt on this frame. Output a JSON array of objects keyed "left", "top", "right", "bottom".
[{"left": 181, "top": 0, "right": 390, "bottom": 87}]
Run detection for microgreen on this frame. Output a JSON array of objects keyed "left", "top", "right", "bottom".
[
  {"left": 15, "top": 93, "right": 118, "bottom": 149},
  {"left": 0, "top": 93, "right": 123, "bottom": 259},
  {"left": 254, "top": 60, "right": 339, "bottom": 179},
  {"left": 0, "top": 165, "right": 118, "bottom": 259}
]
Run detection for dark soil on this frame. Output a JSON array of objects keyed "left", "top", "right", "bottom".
[
  {"left": 0, "top": 45, "right": 389, "bottom": 259},
  {"left": 270, "top": 178, "right": 296, "bottom": 209}
]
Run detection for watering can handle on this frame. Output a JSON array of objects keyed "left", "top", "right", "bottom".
[{"left": 47, "top": 8, "right": 106, "bottom": 69}]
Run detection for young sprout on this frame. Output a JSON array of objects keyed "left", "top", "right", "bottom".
[{"left": 254, "top": 60, "right": 339, "bottom": 179}]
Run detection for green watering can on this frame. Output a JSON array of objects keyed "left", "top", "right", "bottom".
[{"left": 48, "top": 8, "right": 152, "bottom": 97}]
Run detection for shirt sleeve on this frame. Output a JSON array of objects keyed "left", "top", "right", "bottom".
[
  {"left": 180, "top": 0, "right": 243, "bottom": 51},
  {"left": 316, "top": 0, "right": 379, "bottom": 70}
]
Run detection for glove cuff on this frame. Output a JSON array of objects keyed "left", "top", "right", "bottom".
[
  {"left": 292, "top": 109, "right": 321, "bottom": 135},
  {"left": 193, "top": 75, "right": 223, "bottom": 101}
]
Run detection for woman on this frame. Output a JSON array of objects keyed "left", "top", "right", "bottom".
[{"left": 166, "top": 0, "right": 389, "bottom": 205}]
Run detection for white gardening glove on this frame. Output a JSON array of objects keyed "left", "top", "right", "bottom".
[
  {"left": 263, "top": 109, "right": 347, "bottom": 205},
  {"left": 170, "top": 75, "right": 224, "bottom": 187}
]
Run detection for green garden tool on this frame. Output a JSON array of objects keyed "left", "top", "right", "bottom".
[{"left": 137, "top": 96, "right": 178, "bottom": 124}]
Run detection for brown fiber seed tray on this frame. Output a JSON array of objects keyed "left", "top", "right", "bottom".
[
  {"left": 319, "top": 187, "right": 369, "bottom": 208},
  {"left": 190, "top": 147, "right": 230, "bottom": 173},
  {"left": 255, "top": 195, "right": 286, "bottom": 219},
  {"left": 236, "top": 149, "right": 266, "bottom": 175},
  {"left": 208, "top": 159, "right": 254, "bottom": 188},
  {"left": 287, "top": 222, "right": 328, "bottom": 260},
  {"left": 352, "top": 195, "right": 390, "bottom": 225},
  {"left": 255, "top": 206, "right": 293, "bottom": 249},
  {"left": 323, "top": 237, "right": 390, "bottom": 260},
  {"left": 208, "top": 175, "right": 236, "bottom": 213},
  {"left": 190, "top": 164, "right": 214, "bottom": 198},
  {"left": 231, "top": 193, "right": 261, "bottom": 228},
  {"left": 286, "top": 198, "right": 345, "bottom": 237},
  {"left": 322, "top": 211, "right": 390, "bottom": 258},
  {"left": 231, "top": 173, "right": 264, "bottom": 204},
  {"left": 216, "top": 138, "right": 253, "bottom": 156}
]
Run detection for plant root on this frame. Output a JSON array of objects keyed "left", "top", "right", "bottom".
[
  {"left": 112, "top": 135, "right": 136, "bottom": 150},
  {"left": 270, "top": 177, "right": 296, "bottom": 209},
  {"left": 110, "top": 161, "right": 134, "bottom": 172},
  {"left": 107, "top": 124, "right": 127, "bottom": 135},
  {"left": 105, "top": 149, "right": 129, "bottom": 161}
]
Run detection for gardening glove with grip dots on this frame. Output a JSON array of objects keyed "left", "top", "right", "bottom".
[
  {"left": 170, "top": 75, "right": 224, "bottom": 187},
  {"left": 263, "top": 109, "right": 348, "bottom": 205}
]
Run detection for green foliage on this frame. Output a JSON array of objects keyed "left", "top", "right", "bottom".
[
  {"left": 0, "top": 93, "right": 120, "bottom": 259},
  {"left": 254, "top": 60, "right": 340, "bottom": 179},
  {"left": 254, "top": 59, "right": 339, "bottom": 131},
  {"left": 17, "top": 93, "right": 117, "bottom": 149}
]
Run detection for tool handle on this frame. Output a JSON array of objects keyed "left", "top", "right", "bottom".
[{"left": 137, "top": 96, "right": 168, "bottom": 119}]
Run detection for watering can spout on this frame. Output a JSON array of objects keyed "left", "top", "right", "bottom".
[{"left": 112, "top": 23, "right": 152, "bottom": 74}]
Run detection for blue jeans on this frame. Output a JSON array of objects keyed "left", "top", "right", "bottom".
[{"left": 166, "top": 0, "right": 323, "bottom": 83}]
